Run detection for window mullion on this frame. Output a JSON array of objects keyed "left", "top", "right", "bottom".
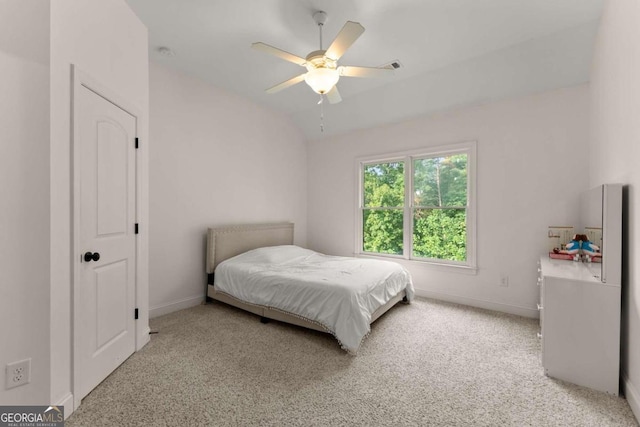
[{"left": 363, "top": 206, "right": 404, "bottom": 211}]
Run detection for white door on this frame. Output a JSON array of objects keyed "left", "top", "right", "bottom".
[{"left": 77, "top": 85, "right": 137, "bottom": 400}]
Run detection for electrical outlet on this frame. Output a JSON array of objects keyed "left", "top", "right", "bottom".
[
  {"left": 500, "top": 274, "right": 509, "bottom": 287},
  {"left": 6, "top": 358, "right": 31, "bottom": 390}
]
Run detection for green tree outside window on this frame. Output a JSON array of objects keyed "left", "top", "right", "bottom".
[{"left": 363, "top": 162, "right": 404, "bottom": 255}]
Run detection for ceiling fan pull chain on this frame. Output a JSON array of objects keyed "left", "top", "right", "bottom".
[{"left": 319, "top": 95, "right": 325, "bottom": 132}]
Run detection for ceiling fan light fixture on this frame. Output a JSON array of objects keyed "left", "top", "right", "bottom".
[{"left": 304, "top": 67, "right": 339, "bottom": 94}]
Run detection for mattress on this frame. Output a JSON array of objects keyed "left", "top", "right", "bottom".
[{"left": 213, "top": 245, "right": 414, "bottom": 353}]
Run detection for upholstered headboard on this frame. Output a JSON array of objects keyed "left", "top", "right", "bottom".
[{"left": 206, "top": 222, "right": 294, "bottom": 274}]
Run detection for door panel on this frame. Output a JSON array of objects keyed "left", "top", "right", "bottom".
[
  {"left": 95, "top": 260, "right": 128, "bottom": 350},
  {"left": 97, "top": 121, "right": 128, "bottom": 235},
  {"left": 77, "top": 85, "right": 136, "bottom": 400}
]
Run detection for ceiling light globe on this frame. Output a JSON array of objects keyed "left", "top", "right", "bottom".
[{"left": 304, "top": 67, "right": 339, "bottom": 94}]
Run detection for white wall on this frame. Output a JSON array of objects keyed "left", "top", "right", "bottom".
[
  {"left": 50, "top": 0, "right": 149, "bottom": 413},
  {"left": 589, "top": 0, "right": 640, "bottom": 418},
  {"left": 307, "top": 85, "right": 589, "bottom": 316},
  {"left": 0, "top": 0, "right": 50, "bottom": 405},
  {"left": 148, "top": 63, "right": 308, "bottom": 318}
]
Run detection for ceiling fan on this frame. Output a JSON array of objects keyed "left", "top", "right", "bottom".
[{"left": 252, "top": 11, "right": 394, "bottom": 104}]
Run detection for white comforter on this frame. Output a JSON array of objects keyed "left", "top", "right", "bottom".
[{"left": 214, "top": 245, "right": 414, "bottom": 353}]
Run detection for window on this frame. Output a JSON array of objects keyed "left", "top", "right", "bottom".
[{"left": 357, "top": 142, "right": 476, "bottom": 269}]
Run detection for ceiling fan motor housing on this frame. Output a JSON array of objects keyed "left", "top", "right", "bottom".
[{"left": 305, "top": 50, "right": 337, "bottom": 71}]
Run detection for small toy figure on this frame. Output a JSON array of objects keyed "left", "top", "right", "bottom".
[
  {"left": 581, "top": 238, "right": 600, "bottom": 256},
  {"left": 564, "top": 234, "right": 601, "bottom": 261},
  {"left": 565, "top": 235, "right": 581, "bottom": 255}
]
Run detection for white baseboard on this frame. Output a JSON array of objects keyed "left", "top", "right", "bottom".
[
  {"left": 149, "top": 295, "right": 204, "bottom": 318},
  {"left": 622, "top": 371, "right": 640, "bottom": 423},
  {"left": 414, "top": 288, "right": 539, "bottom": 318},
  {"left": 56, "top": 392, "right": 74, "bottom": 420}
]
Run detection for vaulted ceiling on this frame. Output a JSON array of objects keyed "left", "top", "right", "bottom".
[{"left": 126, "top": 0, "right": 604, "bottom": 139}]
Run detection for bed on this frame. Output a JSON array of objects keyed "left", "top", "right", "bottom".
[{"left": 206, "top": 222, "right": 414, "bottom": 353}]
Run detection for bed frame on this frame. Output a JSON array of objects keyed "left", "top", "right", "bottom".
[{"left": 206, "top": 222, "right": 407, "bottom": 334}]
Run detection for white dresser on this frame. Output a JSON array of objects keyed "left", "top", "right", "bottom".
[{"left": 537, "top": 257, "right": 621, "bottom": 395}]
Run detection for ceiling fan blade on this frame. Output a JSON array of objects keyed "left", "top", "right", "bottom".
[
  {"left": 251, "top": 42, "right": 306, "bottom": 66},
  {"left": 326, "top": 86, "right": 342, "bottom": 104},
  {"left": 325, "top": 21, "right": 365, "bottom": 61},
  {"left": 266, "top": 73, "right": 307, "bottom": 94},
  {"left": 339, "top": 66, "right": 394, "bottom": 78}
]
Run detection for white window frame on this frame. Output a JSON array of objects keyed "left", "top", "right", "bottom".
[{"left": 355, "top": 141, "right": 477, "bottom": 272}]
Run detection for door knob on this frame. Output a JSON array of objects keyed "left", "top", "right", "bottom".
[{"left": 84, "top": 252, "right": 100, "bottom": 262}]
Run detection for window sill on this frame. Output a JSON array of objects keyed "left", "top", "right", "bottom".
[{"left": 355, "top": 253, "right": 478, "bottom": 275}]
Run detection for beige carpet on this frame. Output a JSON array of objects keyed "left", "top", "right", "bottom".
[{"left": 67, "top": 298, "right": 638, "bottom": 426}]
